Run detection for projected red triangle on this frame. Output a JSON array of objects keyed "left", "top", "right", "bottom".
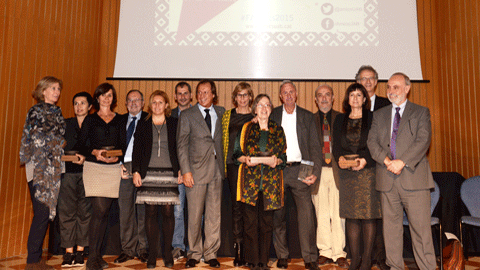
[{"left": 176, "top": 0, "right": 238, "bottom": 43}]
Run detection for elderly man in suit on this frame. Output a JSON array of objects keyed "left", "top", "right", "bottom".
[
  {"left": 177, "top": 79, "right": 225, "bottom": 268},
  {"left": 311, "top": 85, "right": 349, "bottom": 268},
  {"left": 117, "top": 90, "right": 149, "bottom": 264},
  {"left": 271, "top": 80, "right": 321, "bottom": 270},
  {"left": 356, "top": 65, "right": 390, "bottom": 270},
  {"left": 356, "top": 65, "right": 390, "bottom": 112},
  {"left": 367, "top": 73, "right": 436, "bottom": 270}
]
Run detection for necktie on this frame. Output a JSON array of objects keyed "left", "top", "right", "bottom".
[
  {"left": 390, "top": 107, "right": 401, "bottom": 159},
  {"left": 126, "top": 116, "right": 137, "bottom": 146},
  {"left": 322, "top": 115, "right": 332, "bottom": 164},
  {"left": 204, "top": 109, "right": 212, "bottom": 132}
]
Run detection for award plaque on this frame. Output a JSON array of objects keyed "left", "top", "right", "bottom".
[{"left": 61, "top": 150, "right": 80, "bottom": 162}]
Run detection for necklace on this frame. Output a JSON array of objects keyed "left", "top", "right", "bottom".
[{"left": 152, "top": 119, "right": 166, "bottom": 157}]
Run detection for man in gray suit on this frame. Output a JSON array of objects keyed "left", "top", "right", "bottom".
[
  {"left": 367, "top": 73, "right": 436, "bottom": 270},
  {"left": 271, "top": 80, "right": 321, "bottom": 270},
  {"left": 177, "top": 79, "right": 225, "bottom": 268}
]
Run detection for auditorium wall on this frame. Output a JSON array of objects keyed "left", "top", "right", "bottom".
[{"left": 0, "top": 0, "right": 478, "bottom": 259}]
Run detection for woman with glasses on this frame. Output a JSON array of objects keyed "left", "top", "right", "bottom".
[
  {"left": 220, "top": 82, "right": 254, "bottom": 266},
  {"left": 233, "top": 94, "right": 286, "bottom": 270}
]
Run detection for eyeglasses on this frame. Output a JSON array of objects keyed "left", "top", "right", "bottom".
[
  {"left": 360, "top": 77, "right": 376, "bottom": 82},
  {"left": 256, "top": 103, "right": 272, "bottom": 109},
  {"left": 127, "top": 99, "right": 143, "bottom": 103},
  {"left": 236, "top": 93, "right": 249, "bottom": 98}
]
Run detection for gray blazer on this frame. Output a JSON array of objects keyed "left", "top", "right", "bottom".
[
  {"left": 271, "top": 105, "right": 322, "bottom": 181},
  {"left": 367, "top": 100, "right": 434, "bottom": 192},
  {"left": 177, "top": 104, "right": 226, "bottom": 183}
]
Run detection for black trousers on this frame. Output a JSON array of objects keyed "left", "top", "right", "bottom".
[
  {"left": 244, "top": 192, "right": 274, "bottom": 265},
  {"left": 227, "top": 164, "right": 245, "bottom": 244},
  {"left": 27, "top": 181, "right": 50, "bottom": 263},
  {"left": 57, "top": 172, "right": 91, "bottom": 248}
]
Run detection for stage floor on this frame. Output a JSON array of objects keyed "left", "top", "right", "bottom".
[{"left": 1, "top": 254, "right": 480, "bottom": 269}]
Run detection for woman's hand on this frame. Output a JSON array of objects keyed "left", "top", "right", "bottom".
[
  {"left": 72, "top": 154, "right": 85, "bottom": 165},
  {"left": 92, "top": 149, "right": 118, "bottom": 163},
  {"left": 238, "top": 156, "right": 258, "bottom": 167},
  {"left": 267, "top": 155, "right": 278, "bottom": 168},
  {"left": 338, "top": 156, "right": 349, "bottom": 169},
  {"left": 351, "top": 158, "right": 367, "bottom": 171},
  {"left": 133, "top": 172, "right": 142, "bottom": 187}
]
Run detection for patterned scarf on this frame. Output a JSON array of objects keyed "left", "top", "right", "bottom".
[{"left": 20, "top": 102, "right": 65, "bottom": 220}]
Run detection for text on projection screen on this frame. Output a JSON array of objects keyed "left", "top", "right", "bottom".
[{"left": 114, "top": 0, "right": 423, "bottom": 80}]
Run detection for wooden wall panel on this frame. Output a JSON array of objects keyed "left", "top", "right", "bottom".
[
  {"left": 0, "top": 0, "right": 104, "bottom": 259},
  {"left": 434, "top": 0, "right": 480, "bottom": 178},
  {"left": 2, "top": 0, "right": 480, "bottom": 260}
]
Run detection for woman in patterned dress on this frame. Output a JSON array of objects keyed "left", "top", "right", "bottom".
[
  {"left": 233, "top": 94, "right": 286, "bottom": 270},
  {"left": 332, "top": 83, "right": 381, "bottom": 270},
  {"left": 20, "top": 76, "right": 66, "bottom": 270}
]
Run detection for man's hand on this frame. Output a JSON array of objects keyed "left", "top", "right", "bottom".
[
  {"left": 387, "top": 160, "right": 405, "bottom": 175},
  {"left": 121, "top": 164, "right": 129, "bottom": 179},
  {"left": 183, "top": 172, "right": 194, "bottom": 188},
  {"left": 302, "top": 174, "right": 317, "bottom": 186}
]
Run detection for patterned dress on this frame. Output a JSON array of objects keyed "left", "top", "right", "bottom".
[
  {"left": 19, "top": 102, "right": 66, "bottom": 219},
  {"left": 337, "top": 118, "right": 381, "bottom": 219}
]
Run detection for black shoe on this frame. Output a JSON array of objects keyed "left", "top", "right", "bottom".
[
  {"left": 164, "top": 259, "right": 174, "bottom": 268},
  {"left": 185, "top": 259, "right": 199, "bottom": 268},
  {"left": 375, "top": 260, "right": 389, "bottom": 270},
  {"left": 207, "top": 258, "right": 220, "bottom": 268},
  {"left": 233, "top": 242, "right": 246, "bottom": 266},
  {"left": 61, "top": 253, "right": 75, "bottom": 268},
  {"left": 147, "top": 261, "right": 156, "bottom": 269},
  {"left": 305, "top": 261, "right": 320, "bottom": 270},
  {"left": 99, "top": 257, "right": 108, "bottom": 269},
  {"left": 138, "top": 252, "right": 148, "bottom": 263},
  {"left": 86, "top": 258, "right": 103, "bottom": 270},
  {"left": 74, "top": 251, "right": 85, "bottom": 266},
  {"left": 277, "top": 258, "right": 288, "bottom": 269},
  {"left": 114, "top": 253, "right": 134, "bottom": 263}
]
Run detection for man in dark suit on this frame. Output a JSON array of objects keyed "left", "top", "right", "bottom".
[
  {"left": 170, "top": 81, "right": 192, "bottom": 261},
  {"left": 367, "top": 73, "right": 436, "bottom": 270},
  {"left": 177, "top": 79, "right": 225, "bottom": 268},
  {"left": 116, "top": 90, "right": 149, "bottom": 264},
  {"left": 356, "top": 65, "right": 390, "bottom": 270},
  {"left": 311, "top": 85, "right": 349, "bottom": 268},
  {"left": 356, "top": 65, "right": 390, "bottom": 112},
  {"left": 271, "top": 80, "right": 321, "bottom": 270}
]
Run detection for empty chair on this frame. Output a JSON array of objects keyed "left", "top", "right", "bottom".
[{"left": 459, "top": 175, "right": 480, "bottom": 258}]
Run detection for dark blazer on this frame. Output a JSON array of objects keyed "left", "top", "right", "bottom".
[
  {"left": 171, "top": 107, "right": 180, "bottom": 119},
  {"left": 367, "top": 101, "right": 434, "bottom": 191},
  {"left": 131, "top": 116, "right": 179, "bottom": 179},
  {"left": 312, "top": 109, "right": 340, "bottom": 194},
  {"left": 120, "top": 111, "right": 148, "bottom": 158},
  {"left": 373, "top": 95, "right": 391, "bottom": 111},
  {"left": 332, "top": 109, "right": 375, "bottom": 168},
  {"left": 177, "top": 104, "right": 226, "bottom": 182},
  {"left": 270, "top": 105, "right": 322, "bottom": 180}
]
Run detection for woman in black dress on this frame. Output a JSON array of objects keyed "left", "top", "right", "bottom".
[
  {"left": 131, "top": 90, "right": 181, "bottom": 268},
  {"left": 332, "top": 83, "right": 381, "bottom": 270},
  {"left": 220, "top": 82, "right": 254, "bottom": 266}
]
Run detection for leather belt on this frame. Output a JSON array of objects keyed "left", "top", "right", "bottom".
[{"left": 286, "top": 162, "right": 301, "bottom": 167}]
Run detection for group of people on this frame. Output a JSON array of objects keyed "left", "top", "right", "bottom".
[{"left": 20, "top": 65, "right": 437, "bottom": 270}]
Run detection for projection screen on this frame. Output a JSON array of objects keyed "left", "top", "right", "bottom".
[{"left": 113, "top": 0, "right": 424, "bottom": 80}]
